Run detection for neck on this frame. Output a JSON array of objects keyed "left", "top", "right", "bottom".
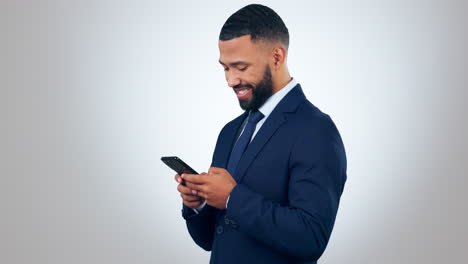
[{"left": 272, "top": 70, "right": 292, "bottom": 94}]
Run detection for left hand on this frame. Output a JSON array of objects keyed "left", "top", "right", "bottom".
[{"left": 182, "top": 167, "right": 237, "bottom": 209}]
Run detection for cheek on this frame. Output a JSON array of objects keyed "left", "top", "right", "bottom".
[{"left": 246, "top": 69, "right": 264, "bottom": 85}]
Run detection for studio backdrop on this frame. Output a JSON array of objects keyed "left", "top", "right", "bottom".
[{"left": 2, "top": 1, "right": 467, "bottom": 263}]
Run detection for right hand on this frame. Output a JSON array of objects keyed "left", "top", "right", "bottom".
[{"left": 175, "top": 173, "right": 206, "bottom": 209}]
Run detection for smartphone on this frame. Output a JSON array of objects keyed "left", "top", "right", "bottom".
[{"left": 161, "top": 156, "right": 199, "bottom": 185}]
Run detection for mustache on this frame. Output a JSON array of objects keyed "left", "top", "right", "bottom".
[{"left": 233, "top": 84, "right": 254, "bottom": 89}]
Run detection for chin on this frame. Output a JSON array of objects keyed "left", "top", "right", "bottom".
[
  {"left": 239, "top": 102, "right": 253, "bottom": 110},
  {"left": 239, "top": 99, "right": 250, "bottom": 109}
]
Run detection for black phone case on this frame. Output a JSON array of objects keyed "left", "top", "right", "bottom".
[{"left": 161, "top": 156, "right": 199, "bottom": 175}]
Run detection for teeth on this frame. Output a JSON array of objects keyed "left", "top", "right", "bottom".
[{"left": 238, "top": 89, "right": 248, "bottom": 95}]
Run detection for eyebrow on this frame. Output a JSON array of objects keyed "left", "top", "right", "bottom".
[{"left": 218, "top": 60, "right": 250, "bottom": 67}]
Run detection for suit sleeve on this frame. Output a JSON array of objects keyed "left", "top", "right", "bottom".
[
  {"left": 225, "top": 116, "right": 347, "bottom": 261},
  {"left": 182, "top": 204, "right": 217, "bottom": 251}
]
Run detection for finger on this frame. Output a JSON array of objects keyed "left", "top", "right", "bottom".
[
  {"left": 183, "top": 195, "right": 201, "bottom": 203},
  {"left": 185, "top": 181, "right": 204, "bottom": 192},
  {"left": 177, "top": 183, "right": 197, "bottom": 195},
  {"left": 181, "top": 173, "right": 205, "bottom": 184},
  {"left": 196, "top": 191, "right": 208, "bottom": 199},
  {"left": 183, "top": 184, "right": 199, "bottom": 196},
  {"left": 174, "top": 174, "right": 182, "bottom": 183},
  {"left": 178, "top": 184, "right": 204, "bottom": 199},
  {"left": 181, "top": 193, "right": 202, "bottom": 202}
]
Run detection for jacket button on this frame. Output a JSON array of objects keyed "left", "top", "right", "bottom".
[
  {"left": 224, "top": 216, "right": 230, "bottom": 225},
  {"left": 216, "top": 226, "right": 223, "bottom": 234}
]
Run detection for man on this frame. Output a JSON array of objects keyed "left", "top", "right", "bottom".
[{"left": 175, "top": 4, "right": 347, "bottom": 264}]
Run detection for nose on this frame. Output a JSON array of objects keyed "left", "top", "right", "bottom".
[{"left": 226, "top": 72, "right": 241, "bottom": 88}]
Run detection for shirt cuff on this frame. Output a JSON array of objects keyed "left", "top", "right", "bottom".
[
  {"left": 226, "top": 195, "right": 230, "bottom": 209},
  {"left": 192, "top": 200, "right": 207, "bottom": 214}
]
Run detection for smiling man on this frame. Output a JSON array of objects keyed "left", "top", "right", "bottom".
[{"left": 175, "top": 4, "right": 347, "bottom": 264}]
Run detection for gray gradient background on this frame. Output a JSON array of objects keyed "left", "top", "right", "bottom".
[{"left": 2, "top": 0, "right": 467, "bottom": 263}]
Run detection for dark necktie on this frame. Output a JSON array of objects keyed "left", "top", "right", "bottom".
[{"left": 227, "top": 110, "right": 264, "bottom": 177}]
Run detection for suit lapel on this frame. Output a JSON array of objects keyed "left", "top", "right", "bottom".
[{"left": 234, "top": 84, "right": 307, "bottom": 183}]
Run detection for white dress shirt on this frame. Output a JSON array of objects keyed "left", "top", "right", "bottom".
[{"left": 193, "top": 78, "right": 298, "bottom": 214}]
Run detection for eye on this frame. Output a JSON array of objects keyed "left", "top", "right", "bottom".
[
  {"left": 223, "top": 67, "right": 229, "bottom": 71},
  {"left": 238, "top": 66, "right": 248, "bottom": 72}
]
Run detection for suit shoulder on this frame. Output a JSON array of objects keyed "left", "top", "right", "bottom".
[
  {"left": 292, "top": 100, "right": 336, "bottom": 133},
  {"left": 290, "top": 99, "right": 346, "bottom": 163}
]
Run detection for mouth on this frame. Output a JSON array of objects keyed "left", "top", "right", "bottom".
[{"left": 234, "top": 87, "right": 252, "bottom": 99}]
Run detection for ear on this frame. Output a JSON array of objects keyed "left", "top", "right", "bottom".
[{"left": 272, "top": 45, "right": 287, "bottom": 70}]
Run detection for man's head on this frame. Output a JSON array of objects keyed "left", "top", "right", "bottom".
[{"left": 218, "top": 4, "right": 290, "bottom": 111}]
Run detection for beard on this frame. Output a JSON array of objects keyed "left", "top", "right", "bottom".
[{"left": 236, "top": 64, "right": 273, "bottom": 111}]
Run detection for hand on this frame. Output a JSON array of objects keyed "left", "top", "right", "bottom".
[
  {"left": 175, "top": 173, "right": 206, "bottom": 209},
  {"left": 182, "top": 167, "right": 237, "bottom": 209}
]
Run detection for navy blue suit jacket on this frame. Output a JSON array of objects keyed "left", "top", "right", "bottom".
[{"left": 182, "top": 84, "right": 347, "bottom": 264}]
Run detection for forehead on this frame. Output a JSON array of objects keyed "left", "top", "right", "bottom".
[{"left": 218, "top": 35, "right": 266, "bottom": 63}]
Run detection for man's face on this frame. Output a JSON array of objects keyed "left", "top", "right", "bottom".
[{"left": 218, "top": 35, "right": 274, "bottom": 111}]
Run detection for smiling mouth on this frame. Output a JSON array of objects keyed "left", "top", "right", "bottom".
[{"left": 234, "top": 87, "right": 252, "bottom": 99}]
